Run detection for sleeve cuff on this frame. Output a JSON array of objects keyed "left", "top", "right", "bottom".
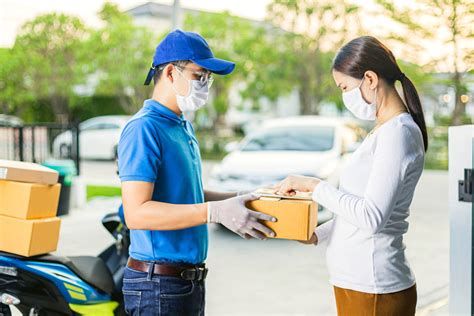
[
  {"left": 312, "top": 180, "right": 329, "bottom": 202},
  {"left": 314, "top": 219, "right": 334, "bottom": 245},
  {"left": 120, "top": 175, "right": 156, "bottom": 183}
]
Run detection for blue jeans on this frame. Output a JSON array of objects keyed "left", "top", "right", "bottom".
[{"left": 122, "top": 263, "right": 205, "bottom": 315}]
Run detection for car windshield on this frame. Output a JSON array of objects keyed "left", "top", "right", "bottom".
[{"left": 241, "top": 125, "right": 335, "bottom": 152}]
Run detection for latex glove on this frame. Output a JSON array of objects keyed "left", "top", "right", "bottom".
[
  {"left": 208, "top": 194, "right": 277, "bottom": 240},
  {"left": 273, "top": 175, "right": 320, "bottom": 196}
]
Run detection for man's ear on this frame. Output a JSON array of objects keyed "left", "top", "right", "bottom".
[
  {"left": 364, "top": 71, "right": 379, "bottom": 90},
  {"left": 164, "top": 64, "right": 175, "bottom": 82}
]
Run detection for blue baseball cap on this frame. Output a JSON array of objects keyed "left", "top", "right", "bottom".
[{"left": 144, "top": 29, "right": 236, "bottom": 85}]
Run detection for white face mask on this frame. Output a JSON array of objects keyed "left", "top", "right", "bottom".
[
  {"left": 342, "top": 77, "right": 377, "bottom": 121},
  {"left": 172, "top": 68, "right": 209, "bottom": 112}
]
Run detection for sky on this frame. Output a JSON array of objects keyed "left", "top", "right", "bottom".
[{"left": 0, "top": 0, "right": 272, "bottom": 48}]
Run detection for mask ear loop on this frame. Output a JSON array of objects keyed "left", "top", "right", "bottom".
[
  {"left": 362, "top": 75, "right": 379, "bottom": 118},
  {"left": 171, "top": 66, "right": 192, "bottom": 97}
]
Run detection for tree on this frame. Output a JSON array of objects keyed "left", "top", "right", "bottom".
[
  {"left": 0, "top": 48, "right": 33, "bottom": 116},
  {"left": 85, "top": 3, "right": 156, "bottom": 114},
  {"left": 267, "top": 0, "right": 363, "bottom": 114},
  {"left": 184, "top": 11, "right": 294, "bottom": 128},
  {"left": 376, "top": 0, "right": 474, "bottom": 125},
  {"left": 13, "top": 13, "right": 88, "bottom": 122}
]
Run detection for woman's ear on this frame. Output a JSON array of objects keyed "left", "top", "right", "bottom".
[{"left": 364, "top": 71, "right": 379, "bottom": 90}]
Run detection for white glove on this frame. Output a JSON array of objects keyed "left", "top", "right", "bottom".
[{"left": 208, "top": 194, "right": 277, "bottom": 240}]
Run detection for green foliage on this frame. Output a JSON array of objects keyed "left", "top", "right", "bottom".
[
  {"left": 183, "top": 11, "right": 294, "bottom": 128},
  {"left": 183, "top": 2, "right": 365, "bottom": 119},
  {"left": 375, "top": 0, "right": 474, "bottom": 125},
  {"left": 85, "top": 3, "right": 156, "bottom": 114},
  {"left": 70, "top": 95, "right": 127, "bottom": 122},
  {"left": 267, "top": 0, "right": 364, "bottom": 114},
  {"left": 0, "top": 4, "right": 157, "bottom": 123},
  {"left": 0, "top": 48, "right": 34, "bottom": 115},
  {"left": 13, "top": 13, "right": 89, "bottom": 122},
  {"left": 425, "top": 126, "right": 448, "bottom": 170},
  {"left": 1, "top": 0, "right": 470, "bottom": 138}
]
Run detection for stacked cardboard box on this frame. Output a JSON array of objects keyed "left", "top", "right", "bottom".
[
  {"left": 0, "top": 160, "right": 62, "bottom": 256},
  {"left": 246, "top": 189, "right": 318, "bottom": 241}
]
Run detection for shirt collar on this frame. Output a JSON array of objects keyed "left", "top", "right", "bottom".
[{"left": 143, "top": 99, "right": 184, "bottom": 124}]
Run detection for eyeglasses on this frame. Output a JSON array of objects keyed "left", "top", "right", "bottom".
[{"left": 173, "top": 64, "right": 214, "bottom": 87}]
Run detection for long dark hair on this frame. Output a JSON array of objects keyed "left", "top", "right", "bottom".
[{"left": 332, "top": 36, "right": 428, "bottom": 152}]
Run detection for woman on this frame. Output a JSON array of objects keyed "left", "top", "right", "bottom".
[{"left": 274, "top": 36, "right": 427, "bottom": 315}]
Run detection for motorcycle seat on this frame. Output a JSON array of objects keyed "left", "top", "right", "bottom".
[{"left": 32, "top": 254, "right": 115, "bottom": 295}]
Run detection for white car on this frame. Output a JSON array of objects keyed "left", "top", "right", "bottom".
[
  {"left": 209, "top": 116, "right": 367, "bottom": 223},
  {"left": 53, "top": 115, "right": 131, "bottom": 160},
  {"left": 0, "top": 114, "right": 23, "bottom": 126}
]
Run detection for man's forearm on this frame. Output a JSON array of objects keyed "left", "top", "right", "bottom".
[
  {"left": 125, "top": 190, "right": 242, "bottom": 230},
  {"left": 125, "top": 201, "right": 208, "bottom": 230},
  {"left": 204, "top": 190, "right": 237, "bottom": 202}
]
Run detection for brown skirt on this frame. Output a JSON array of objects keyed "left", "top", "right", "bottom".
[{"left": 333, "top": 284, "right": 417, "bottom": 316}]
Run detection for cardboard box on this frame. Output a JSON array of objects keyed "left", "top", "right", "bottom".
[
  {"left": 0, "top": 181, "right": 61, "bottom": 219},
  {"left": 246, "top": 197, "right": 318, "bottom": 241},
  {"left": 0, "top": 160, "right": 59, "bottom": 185},
  {"left": 0, "top": 215, "right": 61, "bottom": 256}
]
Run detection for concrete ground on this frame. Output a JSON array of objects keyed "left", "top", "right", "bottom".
[{"left": 44, "top": 161, "right": 450, "bottom": 315}]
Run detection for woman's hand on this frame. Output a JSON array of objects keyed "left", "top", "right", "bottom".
[
  {"left": 273, "top": 175, "right": 321, "bottom": 196},
  {"left": 298, "top": 233, "right": 318, "bottom": 245}
]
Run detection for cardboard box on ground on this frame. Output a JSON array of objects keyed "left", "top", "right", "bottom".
[{"left": 0, "top": 160, "right": 62, "bottom": 256}]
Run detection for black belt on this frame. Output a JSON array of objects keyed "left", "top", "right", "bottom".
[{"left": 127, "top": 257, "right": 208, "bottom": 281}]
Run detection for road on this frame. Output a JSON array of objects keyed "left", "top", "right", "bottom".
[{"left": 50, "top": 162, "right": 449, "bottom": 315}]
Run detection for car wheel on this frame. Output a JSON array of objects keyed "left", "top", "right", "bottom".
[{"left": 0, "top": 304, "right": 12, "bottom": 316}]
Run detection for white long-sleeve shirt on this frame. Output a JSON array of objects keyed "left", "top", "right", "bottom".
[{"left": 313, "top": 113, "right": 424, "bottom": 294}]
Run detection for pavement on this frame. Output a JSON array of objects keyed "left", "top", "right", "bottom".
[{"left": 46, "top": 161, "right": 450, "bottom": 315}]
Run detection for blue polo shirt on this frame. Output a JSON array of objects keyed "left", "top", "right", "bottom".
[{"left": 118, "top": 99, "right": 207, "bottom": 264}]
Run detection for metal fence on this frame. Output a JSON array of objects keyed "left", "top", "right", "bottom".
[{"left": 0, "top": 123, "right": 81, "bottom": 175}]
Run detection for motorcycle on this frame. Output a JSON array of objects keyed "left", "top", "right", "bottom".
[{"left": 0, "top": 210, "right": 129, "bottom": 316}]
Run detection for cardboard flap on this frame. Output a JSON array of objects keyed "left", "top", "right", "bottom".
[{"left": 0, "top": 160, "right": 59, "bottom": 184}]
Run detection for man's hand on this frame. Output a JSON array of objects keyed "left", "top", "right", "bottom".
[
  {"left": 208, "top": 194, "right": 277, "bottom": 240},
  {"left": 298, "top": 233, "right": 318, "bottom": 245}
]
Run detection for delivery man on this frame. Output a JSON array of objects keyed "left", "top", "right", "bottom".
[{"left": 117, "top": 30, "right": 277, "bottom": 315}]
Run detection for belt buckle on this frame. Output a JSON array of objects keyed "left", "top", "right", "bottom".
[
  {"left": 180, "top": 268, "right": 196, "bottom": 281},
  {"left": 180, "top": 267, "right": 208, "bottom": 281}
]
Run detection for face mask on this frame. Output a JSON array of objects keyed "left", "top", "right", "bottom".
[
  {"left": 342, "top": 77, "right": 377, "bottom": 121},
  {"left": 172, "top": 68, "right": 209, "bottom": 112}
]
